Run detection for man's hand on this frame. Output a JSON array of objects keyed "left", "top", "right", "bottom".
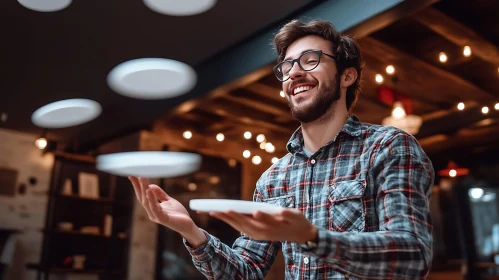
[
  {"left": 129, "top": 176, "right": 207, "bottom": 247},
  {"left": 209, "top": 209, "right": 318, "bottom": 244}
]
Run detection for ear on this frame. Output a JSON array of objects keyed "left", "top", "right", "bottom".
[{"left": 340, "top": 67, "right": 358, "bottom": 88}]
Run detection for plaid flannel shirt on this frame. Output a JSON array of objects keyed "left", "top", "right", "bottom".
[{"left": 184, "top": 114, "right": 434, "bottom": 279}]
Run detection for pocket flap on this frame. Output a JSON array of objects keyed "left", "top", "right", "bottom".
[
  {"left": 329, "top": 180, "right": 365, "bottom": 202},
  {"left": 263, "top": 195, "right": 295, "bottom": 208}
]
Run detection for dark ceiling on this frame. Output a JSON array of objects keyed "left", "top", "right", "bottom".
[{"left": 0, "top": 0, "right": 318, "bottom": 144}]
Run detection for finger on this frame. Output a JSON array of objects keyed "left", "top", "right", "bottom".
[
  {"left": 148, "top": 184, "right": 169, "bottom": 202},
  {"left": 253, "top": 211, "right": 282, "bottom": 225},
  {"left": 138, "top": 177, "right": 149, "bottom": 204},
  {"left": 280, "top": 209, "right": 302, "bottom": 222},
  {"left": 146, "top": 188, "right": 159, "bottom": 221},
  {"left": 209, "top": 212, "right": 245, "bottom": 232},
  {"left": 128, "top": 176, "right": 142, "bottom": 202}
]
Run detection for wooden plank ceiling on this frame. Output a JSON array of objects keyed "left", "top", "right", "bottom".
[{"left": 153, "top": 0, "right": 499, "bottom": 170}]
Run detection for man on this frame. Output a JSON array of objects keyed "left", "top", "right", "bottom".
[{"left": 129, "top": 19, "right": 434, "bottom": 279}]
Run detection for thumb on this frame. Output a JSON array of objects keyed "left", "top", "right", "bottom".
[{"left": 148, "top": 184, "right": 169, "bottom": 202}]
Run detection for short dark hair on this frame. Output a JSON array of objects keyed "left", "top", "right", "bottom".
[{"left": 272, "top": 19, "right": 364, "bottom": 112}]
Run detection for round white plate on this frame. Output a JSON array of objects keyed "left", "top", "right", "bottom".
[
  {"left": 189, "top": 199, "right": 284, "bottom": 214},
  {"left": 107, "top": 58, "right": 197, "bottom": 100},
  {"left": 31, "top": 99, "right": 102, "bottom": 128},
  {"left": 96, "top": 151, "right": 202, "bottom": 178},
  {"left": 143, "top": 0, "right": 217, "bottom": 16},
  {"left": 18, "top": 0, "right": 71, "bottom": 12}
]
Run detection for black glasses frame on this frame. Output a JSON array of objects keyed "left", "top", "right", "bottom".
[{"left": 273, "top": 50, "right": 337, "bottom": 82}]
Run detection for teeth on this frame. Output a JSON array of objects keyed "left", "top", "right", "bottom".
[{"left": 293, "top": 86, "right": 312, "bottom": 95}]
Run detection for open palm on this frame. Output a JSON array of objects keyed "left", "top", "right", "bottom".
[{"left": 129, "top": 176, "right": 194, "bottom": 234}]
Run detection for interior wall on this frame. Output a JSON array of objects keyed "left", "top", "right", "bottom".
[{"left": 0, "top": 128, "right": 54, "bottom": 280}]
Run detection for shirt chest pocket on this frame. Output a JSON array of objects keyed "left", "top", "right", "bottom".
[{"left": 328, "top": 179, "right": 366, "bottom": 233}]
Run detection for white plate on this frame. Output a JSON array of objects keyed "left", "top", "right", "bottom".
[
  {"left": 96, "top": 151, "right": 202, "bottom": 178},
  {"left": 107, "top": 58, "right": 197, "bottom": 100},
  {"left": 143, "top": 0, "right": 217, "bottom": 16},
  {"left": 18, "top": 0, "right": 72, "bottom": 12},
  {"left": 189, "top": 199, "right": 284, "bottom": 214},
  {"left": 31, "top": 99, "right": 102, "bottom": 128}
]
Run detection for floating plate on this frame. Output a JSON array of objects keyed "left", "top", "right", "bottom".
[
  {"left": 189, "top": 199, "right": 284, "bottom": 214},
  {"left": 96, "top": 151, "right": 202, "bottom": 178},
  {"left": 31, "top": 99, "right": 102, "bottom": 128},
  {"left": 107, "top": 58, "right": 197, "bottom": 100},
  {"left": 143, "top": 0, "right": 217, "bottom": 16},
  {"left": 17, "top": 0, "right": 72, "bottom": 12}
]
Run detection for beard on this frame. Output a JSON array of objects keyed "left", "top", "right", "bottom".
[{"left": 287, "top": 74, "right": 341, "bottom": 124}]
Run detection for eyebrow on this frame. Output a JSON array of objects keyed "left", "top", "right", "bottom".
[{"left": 283, "top": 49, "right": 317, "bottom": 61}]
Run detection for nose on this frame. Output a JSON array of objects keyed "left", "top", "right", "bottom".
[{"left": 288, "top": 61, "right": 305, "bottom": 80}]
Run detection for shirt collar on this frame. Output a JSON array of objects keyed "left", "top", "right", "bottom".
[{"left": 286, "top": 114, "right": 363, "bottom": 154}]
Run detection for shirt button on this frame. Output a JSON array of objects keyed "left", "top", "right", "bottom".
[
  {"left": 304, "top": 257, "right": 309, "bottom": 264},
  {"left": 310, "top": 159, "right": 316, "bottom": 165}
]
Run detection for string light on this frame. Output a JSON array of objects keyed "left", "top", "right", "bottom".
[
  {"left": 495, "top": 103, "right": 499, "bottom": 110},
  {"left": 216, "top": 133, "right": 224, "bottom": 142},
  {"left": 265, "top": 142, "right": 275, "bottom": 153},
  {"left": 439, "top": 52, "right": 448, "bottom": 63},
  {"left": 457, "top": 102, "right": 465, "bottom": 110},
  {"left": 260, "top": 142, "right": 266, "bottom": 149},
  {"left": 482, "top": 106, "right": 489, "bottom": 114},
  {"left": 386, "top": 65, "right": 395, "bottom": 75},
  {"left": 463, "top": 46, "right": 472, "bottom": 57},
  {"left": 449, "top": 169, "right": 457, "bottom": 177},
  {"left": 183, "top": 131, "right": 192, "bottom": 139},
  {"left": 244, "top": 131, "right": 252, "bottom": 139},
  {"left": 243, "top": 150, "right": 251, "bottom": 158},
  {"left": 256, "top": 134, "right": 266, "bottom": 143},
  {"left": 271, "top": 157, "right": 278, "bottom": 164},
  {"left": 35, "top": 137, "right": 47, "bottom": 149},
  {"left": 252, "top": 156, "right": 262, "bottom": 165},
  {"left": 375, "top": 74, "right": 383, "bottom": 84}
]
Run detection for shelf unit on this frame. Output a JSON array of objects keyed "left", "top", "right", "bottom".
[{"left": 27, "top": 151, "right": 134, "bottom": 280}]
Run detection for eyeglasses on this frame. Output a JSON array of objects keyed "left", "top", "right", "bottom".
[{"left": 273, "top": 50, "right": 337, "bottom": 82}]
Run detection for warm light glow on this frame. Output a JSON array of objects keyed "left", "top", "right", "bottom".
[
  {"left": 375, "top": 74, "right": 383, "bottom": 84},
  {"left": 216, "top": 133, "right": 224, "bottom": 142},
  {"left": 271, "top": 157, "right": 278, "bottom": 164},
  {"left": 188, "top": 183, "right": 197, "bottom": 191},
  {"left": 469, "top": 188, "right": 484, "bottom": 199},
  {"left": 252, "top": 156, "right": 262, "bottom": 165},
  {"left": 280, "top": 91, "right": 285, "bottom": 97},
  {"left": 495, "top": 103, "right": 499, "bottom": 110},
  {"left": 35, "top": 137, "right": 48, "bottom": 149},
  {"left": 392, "top": 101, "right": 406, "bottom": 119},
  {"left": 243, "top": 150, "right": 251, "bottom": 158},
  {"left": 260, "top": 142, "right": 266, "bottom": 149},
  {"left": 482, "top": 106, "right": 489, "bottom": 114},
  {"left": 457, "top": 102, "right": 465, "bottom": 110},
  {"left": 183, "top": 131, "right": 192, "bottom": 139},
  {"left": 256, "top": 134, "right": 265, "bottom": 143},
  {"left": 463, "top": 46, "right": 472, "bottom": 57},
  {"left": 244, "top": 131, "right": 252, "bottom": 139},
  {"left": 386, "top": 65, "right": 395, "bottom": 75},
  {"left": 439, "top": 52, "right": 447, "bottom": 63},
  {"left": 449, "top": 169, "right": 457, "bottom": 177},
  {"left": 265, "top": 142, "right": 275, "bottom": 153}
]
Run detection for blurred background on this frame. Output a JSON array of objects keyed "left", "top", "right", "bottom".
[{"left": 0, "top": 0, "right": 498, "bottom": 279}]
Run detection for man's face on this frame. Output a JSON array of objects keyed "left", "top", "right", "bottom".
[{"left": 282, "top": 35, "right": 340, "bottom": 123}]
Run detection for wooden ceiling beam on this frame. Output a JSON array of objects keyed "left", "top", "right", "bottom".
[{"left": 412, "top": 7, "right": 499, "bottom": 65}]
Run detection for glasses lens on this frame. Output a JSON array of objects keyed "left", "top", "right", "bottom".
[
  {"left": 275, "top": 61, "right": 292, "bottom": 81},
  {"left": 299, "top": 51, "right": 320, "bottom": 71}
]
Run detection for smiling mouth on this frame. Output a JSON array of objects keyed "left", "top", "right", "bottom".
[{"left": 292, "top": 85, "right": 315, "bottom": 96}]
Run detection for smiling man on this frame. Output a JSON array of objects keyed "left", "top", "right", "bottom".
[{"left": 129, "top": 19, "right": 435, "bottom": 279}]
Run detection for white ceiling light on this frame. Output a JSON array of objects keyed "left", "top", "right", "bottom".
[
  {"left": 31, "top": 99, "right": 102, "bottom": 128},
  {"left": 17, "top": 0, "right": 71, "bottom": 12},
  {"left": 144, "top": 0, "right": 216, "bottom": 16},
  {"left": 381, "top": 101, "right": 422, "bottom": 135},
  {"left": 107, "top": 58, "right": 197, "bottom": 100}
]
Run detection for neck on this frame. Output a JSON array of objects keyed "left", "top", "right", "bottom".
[{"left": 301, "top": 102, "right": 349, "bottom": 154}]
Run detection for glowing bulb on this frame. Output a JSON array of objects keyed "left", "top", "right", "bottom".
[
  {"left": 375, "top": 74, "right": 383, "bottom": 84},
  {"left": 449, "top": 169, "right": 457, "bottom": 177},
  {"left": 244, "top": 131, "right": 252, "bottom": 139},
  {"left": 391, "top": 101, "right": 406, "bottom": 119},
  {"left": 482, "top": 106, "right": 489, "bottom": 114},
  {"left": 188, "top": 183, "right": 197, "bottom": 191},
  {"left": 280, "top": 91, "right": 285, "bottom": 97},
  {"left": 495, "top": 103, "right": 499, "bottom": 110},
  {"left": 256, "top": 134, "right": 265, "bottom": 143},
  {"left": 216, "top": 133, "right": 224, "bottom": 142},
  {"left": 243, "top": 150, "right": 251, "bottom": 158},
  {"left": 252, "top": 156, "right": 262, "bottom": 165},
  {"left": 271, "top": 157, "right": 278, "bottom": 164},
  {"left": 463, "top": 46, "right": 471, "bottom": 57},
  {"left": 386, "top": 65, "right": 395, "bottom": 75},
  {"left": 183, "top": 131, "right": 192, "bottom": 139},
  {"left": 469, "top": 188, "right": 484, "bottom": 199},
  {"left": 35, "top": 138, "right": 47, "bottom": 149},
  {"left": 260, "top": 142, "right": 266, "bottom": 149},
  {"left": 457, "top": 102, "right": 465, "bottom": 110},
  {"left": 439, "top": 52, "right": 447, "bottom": 63},
  {"left": 265, "top": 142, "right": 275, "bottom": 153}
]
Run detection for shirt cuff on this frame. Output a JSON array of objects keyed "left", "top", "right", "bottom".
[
  {"left": 183, "top": 228, "right": 217, "bottom": 262},
  {"left": 300, "top": 227, "right": 338, "bottom": 260}
]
